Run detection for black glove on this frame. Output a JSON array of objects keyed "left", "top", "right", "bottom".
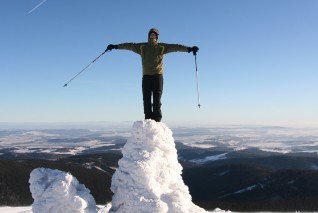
[
  {"left": 188, "top": 46, "right": 199, "bottom": 55},
  {"left": 106, "top": 44, "right": 118, "bottom": 51}
]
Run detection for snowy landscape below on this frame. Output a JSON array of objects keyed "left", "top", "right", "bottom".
[{"left": 1, "top": 122, "right": 318, "bottom": 212}]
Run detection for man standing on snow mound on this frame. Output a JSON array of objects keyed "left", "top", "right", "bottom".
[{"left": 106, "top": 28, "right": 199, "bottom": 122}]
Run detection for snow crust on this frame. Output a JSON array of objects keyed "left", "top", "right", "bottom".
[
  {"left": 109, "top": 120, "right": 207, "bottom": 213},
  {"left": 29, "top": 168, "right": 98, "bottom": 213},
  {"left": 0, "top": 206, "right": 32, "bottom": 213}
]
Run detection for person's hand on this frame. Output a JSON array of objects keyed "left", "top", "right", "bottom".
[
  {"left": 188, "top": 46, "right": 199, "bottom": 54},
  {"left": 106, "top": 44, "right": 118, "bottom": 51}
]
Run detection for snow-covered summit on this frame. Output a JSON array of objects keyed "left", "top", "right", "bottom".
[
  {"left": 26, "top": 120, "right": 226, "bottom": 213},
  {"left": 109, "top": 120, "right": 207, "bottom": 213}
]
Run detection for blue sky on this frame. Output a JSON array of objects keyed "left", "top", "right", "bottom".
[{"left": 1, "top": 0, "right": 317, "bottom": 127}]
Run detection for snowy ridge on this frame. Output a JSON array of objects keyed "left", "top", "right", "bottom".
[{"left": 110, "top": 120, "right": 207, "bottom": 213}]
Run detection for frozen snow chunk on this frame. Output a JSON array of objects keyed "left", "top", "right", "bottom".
[{"left": 29, "top": 168, "right": 98, "bottom": 213}]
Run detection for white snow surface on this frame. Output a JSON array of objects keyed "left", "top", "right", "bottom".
[
  {"left": 189, "top": 153, "right": 228, "bottom": 164},
  {"left": 6, "top": 120, "right": 229, "bottom": 213},
  {"left": 29, "top": 168, "right": 98, "bottom": 213},
  {"left": 0, "top": 206, "right": 32, "bottom": 213},
  {"left": 109, "top": 120, "right": 207, "bottom": 213}
]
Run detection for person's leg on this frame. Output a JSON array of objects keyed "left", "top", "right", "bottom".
[
  {"left": 152, "top": 74, "right": 163, "bottom": 122},
  {"left": 142, "top": 75, "right": 153, "bottom": 120}
]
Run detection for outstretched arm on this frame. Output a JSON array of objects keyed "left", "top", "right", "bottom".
[
  {"left": 106, "top": 43, "right": 145, "bottom": 55},
  {"left": 162, "top": 43, "right": 199, "bottom": 55}
]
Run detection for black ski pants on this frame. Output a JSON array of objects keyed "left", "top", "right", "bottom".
[{"left": 142, "top": 74, "right": 163, "bottom": 122}]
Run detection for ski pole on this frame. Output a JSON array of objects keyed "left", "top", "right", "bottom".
[
  {"left": 63, "top": 50, "right": 108, "bottom": 87},
  {"left": 193, "top": 51, "right": 201, "bottom": 108}
]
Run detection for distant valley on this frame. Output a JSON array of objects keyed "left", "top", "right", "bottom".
[{"left": 1, "top": 125, "right": 318, "bottom": 211}]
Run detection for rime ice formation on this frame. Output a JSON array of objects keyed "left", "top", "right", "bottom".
[
  {"left": 27, "top": 121, "right": 227, "bottom": 213},
  {"left": 109, "top": 120, "right": 207, "bottom": 213},
  {"left": 29, "top": 168, "right": 98, "bottom": 213}
]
